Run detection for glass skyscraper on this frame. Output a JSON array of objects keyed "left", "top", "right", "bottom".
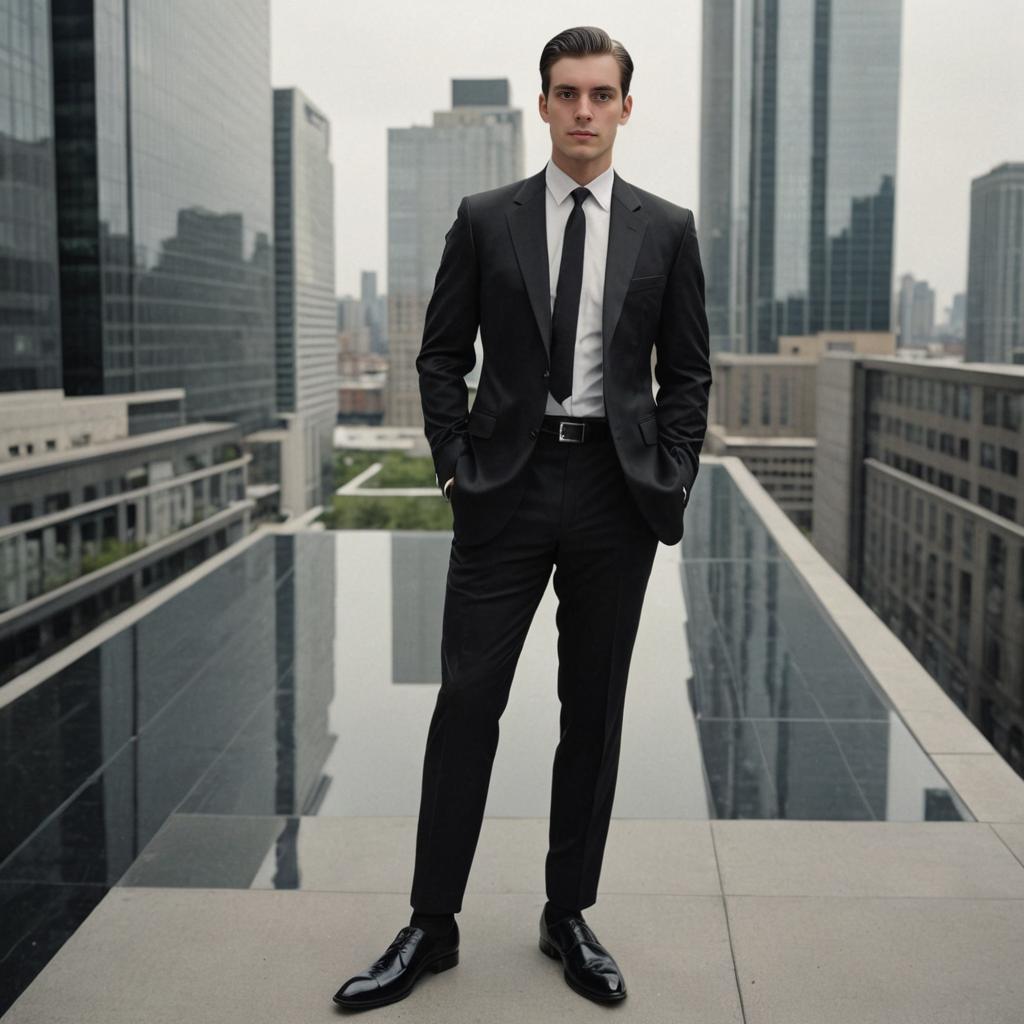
[
  {"left": 700, "top": 0, "right": 902, "bottom": 354},
  {"left": 50, "top": 0, "right": 275, "bottom": 433},
  {"left": 0, "top": 0, "right": 62, "bottom": 391}
]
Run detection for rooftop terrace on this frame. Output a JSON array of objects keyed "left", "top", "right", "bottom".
[{"left": 2, "top": 456, "right": 1023, "bottom": 1022}]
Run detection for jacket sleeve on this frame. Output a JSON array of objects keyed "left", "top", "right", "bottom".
[
  {"left": 653, "top": 209, "right": 712, "bottom": 506},
  {"left": 415, "top": 195, "right": 480, "bottom": 493}
]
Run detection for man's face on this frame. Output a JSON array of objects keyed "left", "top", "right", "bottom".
[{"left": 539, "top": 54, "right": 632, "bottom": 179}]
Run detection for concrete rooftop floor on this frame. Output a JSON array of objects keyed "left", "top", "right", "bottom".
[{"left": 4, "top": 457, "right": 1024, "bottom": 1023}]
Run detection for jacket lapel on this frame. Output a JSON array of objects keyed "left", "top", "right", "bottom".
[
  {"left": 506, "top": 169, "right": 552, "bottom": 357},
  {"left": 506, "top": 166, "right": 648, "bottom": 362},
  {"left": 603, "top": 172, "right": 647, "bottom": 355}
]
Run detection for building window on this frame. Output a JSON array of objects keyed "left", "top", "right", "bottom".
[
  {"left": 1000, "top": 447, "right": 1018, "bottom": 476},
  {"left": 979, "top": 486, "right": 993, "bottom": 510},
  {"left": 959, "top": 437, "right": 970, "bottom": 460},
  {"left": 1001, "top": 392, "right": 1022, "bottom": 431},
  {"left": 981, "top": 442, "right": 997, "bottom": 469},
  {"left": 740, "top": 371, "right": 751, "bottom": 427},
  {"left": 982, "top": 388, "right": 999, "bottom": 426},
  {"left": 996, "top": 494, "right": 1016, "bottom": 521},
  {"left": 958, "top": 384, "right": 971, "bottom": 421},
  {"left": 962, "top": 517, "right": 974, "bottom": 560},
  {"left": 761, "top": 375, "right": 771, "bottom": 426}
]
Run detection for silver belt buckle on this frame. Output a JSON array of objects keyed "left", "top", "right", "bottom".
[{"left": 558, "top": 421, "right": 585, "bottom": 443}]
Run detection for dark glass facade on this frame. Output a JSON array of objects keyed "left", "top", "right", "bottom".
[
  {"left": 700, "top": 0, "right": 901, "bottom": 353},
  {"left": 0, "top": 0, "right": 62, "bottom": 391},
  {"left": 51, "top": 0, "right": 275, "bottom": 432}
]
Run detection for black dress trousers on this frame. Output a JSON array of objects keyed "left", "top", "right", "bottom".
[{"left": 410, "top": 422, "right": 660, "bottom": 914}]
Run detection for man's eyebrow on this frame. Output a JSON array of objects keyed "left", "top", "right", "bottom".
[{"left": 551, "top": 83, "right": 618, "bottom": 93}]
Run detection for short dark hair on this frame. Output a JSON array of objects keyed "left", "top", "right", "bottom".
[{"left": 539, "top": 26, "right": 633, "bottom": 100}]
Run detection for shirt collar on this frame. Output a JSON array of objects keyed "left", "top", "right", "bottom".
[{"left": 545, "top": 158, "right": 614, "bottom": 212}]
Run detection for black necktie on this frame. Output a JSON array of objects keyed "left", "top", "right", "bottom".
[{"left": 550, "top": 186, "right": 590, "bottom": 403}]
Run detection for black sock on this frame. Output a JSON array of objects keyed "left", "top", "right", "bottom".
[
  {"left": 410, "top": 911, "right": 456, "bottom": 938},
  {"left": 544, "top": 901, "right": 581, "bottom": 926}
]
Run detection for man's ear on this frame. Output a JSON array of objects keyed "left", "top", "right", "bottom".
[
  {"left": 619, "top": 94, "right": 633, "bottom": 124},
  {"left": 538, "top": 91, "right": 549, "bottom": 123}
]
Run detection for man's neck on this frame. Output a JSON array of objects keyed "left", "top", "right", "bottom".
[{"left": 550, "top": 150, "right": 612, "bottom": 186}]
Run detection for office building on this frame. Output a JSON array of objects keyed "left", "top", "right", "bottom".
[
  {"left": 386, "top": 78, "right": 524, "bottom": 426},
  {"left": 270, "top": 87, "right": 338, "bottom": 514},
  {"left": 0, "top": 389, "right": 252, "bottom": 682},
  {"left": 814, "top": 356, "right": 1024, "bottom": 775},
  {"left": 50, "top": 0, "right": 276, "bottom": 433},
  {"left": 896, "top": 273, "right": 936, "bottom": 347},
  {"left": 707, "top": 331, "right": 895, "bottom": 530},
  {"left": 965, "top": 163, "right": 1024, "bottom": 364},
  {"left": 0, "top": 0, "right": 62, "bottom": 391},
  {"left": 700, "top": 0, "right": 902, "bottom": 354}
]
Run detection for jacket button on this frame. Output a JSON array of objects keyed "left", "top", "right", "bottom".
[
  {"left": 529, "top": 429, "right": 538, "bottom": 439},
  {"left": 542, "top": 370, "right": 550, "bottom": 378}
]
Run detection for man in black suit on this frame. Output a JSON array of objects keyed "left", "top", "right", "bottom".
[{"left": 335, "top": 25, "right": 710, "bottom": 1011}]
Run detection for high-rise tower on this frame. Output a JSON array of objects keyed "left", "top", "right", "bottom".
[
  {"left": 700, "top": 0, "right": 902, "bottom": 354},
  {"left": 386, "top": 79, "right": 524, "bottom": 427}
]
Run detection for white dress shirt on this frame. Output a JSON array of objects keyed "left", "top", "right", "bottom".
[{"left": 544, "top": 158, "right": 613, "bottom": 418}]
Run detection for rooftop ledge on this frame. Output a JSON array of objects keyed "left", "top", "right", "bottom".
[{"left": 3, "top": 456, "right": 1024, "bottom": 1023}]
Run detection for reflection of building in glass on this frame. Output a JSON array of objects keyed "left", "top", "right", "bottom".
[
  {"left": 0, "top": 0, "right": 62, "bottom": 391},
  {"left": 386, "top": 79, "right": 524, "bottom": 427},
  {"left": 50, "top": 0, "right": 275, "bottom": 433},
  {"left": 0, "top": 531, "right": 336, "bottom": 1012},
  {"left": 814, "top": 355, "right": 1024, "bottom": 780},
  {"left": 966, "top": 163, "right": 1024, "bottom": 365},
  {"left": 700, "top": 0, "right": 902, "bottom": 354}
]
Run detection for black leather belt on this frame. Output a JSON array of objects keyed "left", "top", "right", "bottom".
[{"left": 539, "top": 415, "right": 610, "bottom": 443}]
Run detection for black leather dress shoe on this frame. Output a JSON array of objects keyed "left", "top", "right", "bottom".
[
  {"left": 539, "top": 910, "right": 627, "bottom": 1003},
  {"left": 332, "top": 922, "right": 459, "bottom": 1011}
]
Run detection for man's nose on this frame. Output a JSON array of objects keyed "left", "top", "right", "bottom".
[{"left": 575, "top": 102, "right": 593, "bottom": 120}]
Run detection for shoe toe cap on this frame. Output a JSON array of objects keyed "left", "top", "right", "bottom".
[{"left": 334, "top": 973, "right": 379, "bottom": 1002}]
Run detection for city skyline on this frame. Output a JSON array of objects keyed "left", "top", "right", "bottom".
[{"left": 270, "top": 0, "right": 1024, "bottom": 316}]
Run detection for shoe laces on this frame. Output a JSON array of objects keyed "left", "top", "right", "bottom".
[{"left": 368, "top": 926, "right": 417, "bottom": 973}]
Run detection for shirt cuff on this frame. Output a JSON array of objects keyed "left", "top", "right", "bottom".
[{"left": 443, "top": 477, "right": 454, "bottom": 500}]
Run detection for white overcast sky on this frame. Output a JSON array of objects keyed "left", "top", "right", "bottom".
[{"left": 270, "top": 0, "right": 1024, "bottom": 315}]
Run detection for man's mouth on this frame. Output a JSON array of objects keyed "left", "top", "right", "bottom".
[{"left": 570, "top": 131, "right": 595, "bottom": 137}]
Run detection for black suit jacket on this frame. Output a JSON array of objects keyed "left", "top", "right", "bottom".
[{"left": 416, "top": 166, "right": 711, "bottom": 547}]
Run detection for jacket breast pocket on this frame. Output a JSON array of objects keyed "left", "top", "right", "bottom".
[
  {"left": 626, "top": 274, "right": 666, "bottom": 294},
  {"left": 637, "top": 412, "right": 658, "bottom": 446}
]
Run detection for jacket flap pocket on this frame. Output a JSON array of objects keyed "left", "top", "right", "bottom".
[
  {"left": 627, "top": 274, "right": 665, "bottom": 293},
  {"left": 468, "top": 409, "right": 496, "bottom": 438},
  {"left": 637, "top": 413, "right": 658, "bottom": 446}
]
